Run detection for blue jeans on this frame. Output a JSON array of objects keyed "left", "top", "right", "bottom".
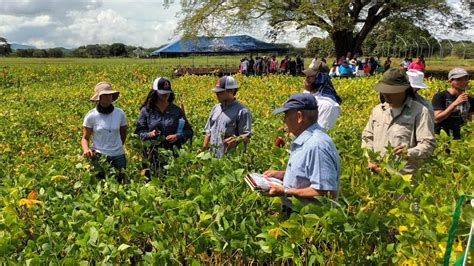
[
  {"left": 91, "top": 153, "right": 127, "bottom": 183},
  {"left": 107, "top": 154, "right": 127, "bottom": 170}
]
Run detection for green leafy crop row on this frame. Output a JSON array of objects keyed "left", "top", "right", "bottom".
[{"left": 0, "top": 64, "right": 472, "bottom": 265}]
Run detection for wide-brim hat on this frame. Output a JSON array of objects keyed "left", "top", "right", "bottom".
[
  {"left": 406, "top": 70, "right": 428, "bottom": 89},
  {"left": 374, "top": 68, "right": 411, "bottom": 93},
  {"left": 212, "top": 76, "right": 238, "bottom": 92},
  {"left": 90, "top": 82, "right": 119, "bottom": 102},
  {"left": 153, "top": 77, "right": 173, "bottom": 94}
]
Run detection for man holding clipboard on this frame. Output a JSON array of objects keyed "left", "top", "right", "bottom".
[{"left": 263, "top": 93, "right": 341, "bottom": 218}]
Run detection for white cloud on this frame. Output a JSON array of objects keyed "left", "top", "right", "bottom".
[
  {"left": 1, "top": 1, "right": 472, "bottom": 49},
  {"left": 26, "top": 38, "right": 55, "bottom": 48},
  {"left": 26, "top": 15, "right": 53, "bottom": 27},
  {"left": 0, "top": 0, "right": 102, "bottom": 17},
  {"left": 1, "top": 1, "right": 181, "bottom": 48}
]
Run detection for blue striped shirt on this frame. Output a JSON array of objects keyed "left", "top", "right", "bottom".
[{"left": 282, "top": 123, "right": 341, "bottom": 207}]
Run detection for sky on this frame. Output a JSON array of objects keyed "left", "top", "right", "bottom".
[{"left": 0, "top": 0, "right": 472, "bottom": 49}]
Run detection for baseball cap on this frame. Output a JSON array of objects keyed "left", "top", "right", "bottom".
[
  {"left": 152, "top": 77, "right": 173, "bottom": 94},
  {"left": 273, "top": 93, "right": 318, "bottom": 114},
  {"left": 212, "top": 76, "right": 239, "bottom": 92},
  {"left": 448, "top": 67, "right": 469, "bottom": 81}
]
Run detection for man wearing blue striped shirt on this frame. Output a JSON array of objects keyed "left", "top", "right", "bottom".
[{"left": 264, "top": 93, "right": 341, "bottom": 217}]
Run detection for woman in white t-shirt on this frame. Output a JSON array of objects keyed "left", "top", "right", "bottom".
[{"left": 81, "top": 82, "right": 128, "bottom": 182}]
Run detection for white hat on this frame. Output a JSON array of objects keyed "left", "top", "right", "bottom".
[
  {"left": 406, "top": 70, "right": 428, "bottom": 89},
  {"left": 212, "top": 76, "right": 238, "bottom": 92}
]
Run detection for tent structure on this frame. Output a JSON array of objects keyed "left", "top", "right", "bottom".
[{"left": 150, "top": 35, "right": 289, "bottom": 57}]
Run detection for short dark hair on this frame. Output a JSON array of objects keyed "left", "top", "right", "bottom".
[{"left": 301, "top": 109, "right": 319, "bottom": 124}]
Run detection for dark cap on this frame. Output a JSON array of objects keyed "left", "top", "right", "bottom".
[
  {"left": 374, "top": 68, "right": 410, "bottom": 94},
  {"left": 273, "top": 93, "right": 318, "bottom": 114}
]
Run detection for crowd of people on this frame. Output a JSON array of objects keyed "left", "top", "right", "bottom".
[
  {"left": 239, "top": 55, "right": 305, "bottom": 76},
  {"left": 238, "top": 53, "right": 430, "bottom": 80},
  {"left": 81, "top": 59, "right": 471, "bottom": 218}
]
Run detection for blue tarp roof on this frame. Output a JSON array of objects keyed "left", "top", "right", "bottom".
[{"left": 150, "top": 35, "right": 288, "bottom": 56}]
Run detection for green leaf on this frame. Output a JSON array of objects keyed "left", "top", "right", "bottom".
[
  {"left": 88, "top": 226, "right": 98, "bottom": 246},
  {"left": 118, "top": 244, "right": 130, "bottom": 251},
  {"left": 343, "top": 223, "right": 355, "bottom": 232}
]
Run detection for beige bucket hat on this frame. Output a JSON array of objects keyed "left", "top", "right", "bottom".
[{"left": 90, "top": 82, "right": 119, "bottom": 102}]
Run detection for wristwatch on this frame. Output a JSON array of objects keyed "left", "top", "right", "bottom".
[{"left": 284, "top": 188, "right": 289, "bottom": 197}]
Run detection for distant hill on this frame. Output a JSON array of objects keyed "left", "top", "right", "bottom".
[
  {"left": 51, "top": 47, "right": 72, "bottom": 51},
  {"left": 11, "top": 43, "right": 36, "bottom": 50}
]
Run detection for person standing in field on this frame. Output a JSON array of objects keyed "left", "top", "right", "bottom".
[
  {"left": 248, "top": 56, "right": 255, "bottom": 76},
  {"left": 263, "top": 93, "right": 341, "bottom": 218},
  {"left": 362, "top": 68, "right": 436, "bottom": 175},
  {"left": 368, "top": 57, "right": 379, "bottom": 75},
  {"left": 81, "top": 82, "right": 128, "bottom": 182},
  {"left": 270, "top": 55, "right": 278, "bottom": 74},
  {"left": 280, "top": 57, "right": 288, "bottom": 74},
  {"left": 296, "top": 55, "right": 304, "bottom": 75},
  {"left": 408, "top": 57, "right": 425, "bottom": 72},
  {"left": 383, "top": 56, "right": 392, "bottom": 72},
  {"left": 240, "top": 57, "right": 249, "bottom": 76},
  {"left": 135, "top": 77, "right": 194, "bottom": 178},
  {"left": 302, "top": 60, "right": 342, "bottom": 131},
  {"left": 431, "top": 67, "right": 473, "bottom": 139},
  {"left": 203, "top": 76, "right": 252, "bottom": 158}
]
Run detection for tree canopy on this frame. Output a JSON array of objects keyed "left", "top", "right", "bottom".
[
  {"left": 171, "top": 0, "right": 464, "bottom": 57},
  {"left": 0, "top": 37, "right": 12, "bottom": 56}
]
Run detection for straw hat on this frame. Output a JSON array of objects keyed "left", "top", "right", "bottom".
[{"left": 90, "top": 82, "right": 119, "bottom": 102}]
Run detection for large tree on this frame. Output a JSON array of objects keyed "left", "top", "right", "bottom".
[
  {"left": 170, "top": 0, "right": 464, "bottom": 57},
  {"left": 0, "top": 37, "right": 12, "bottom": 56}
]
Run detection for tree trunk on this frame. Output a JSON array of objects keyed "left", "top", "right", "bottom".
[{"left": 331, "top": 30, "right": 362, "bottom": 59}]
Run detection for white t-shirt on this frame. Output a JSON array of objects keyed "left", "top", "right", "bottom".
[
  {"left": 315, "top": 95, "right": 341, "bottom": 130},
  {"left": 83, "top": 107, "right": 127, "bottom": 157},
  {"left": 303, "top": 91, "right": 341, "bottom": 131}
]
